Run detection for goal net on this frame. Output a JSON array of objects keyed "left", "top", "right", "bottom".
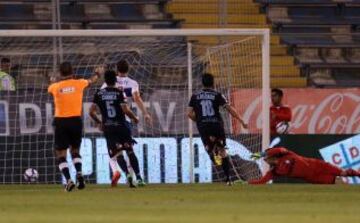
[{"left": 0, "top": 29, "right": 269, "bottom": 184}]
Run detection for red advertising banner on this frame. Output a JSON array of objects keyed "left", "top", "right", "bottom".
[{"left": 231, "top": 88, "right": 360, "bottom": 134}]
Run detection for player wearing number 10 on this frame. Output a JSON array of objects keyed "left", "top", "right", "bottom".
[{"left": 187, "top": 73, "right": 247, "bottom": 185}]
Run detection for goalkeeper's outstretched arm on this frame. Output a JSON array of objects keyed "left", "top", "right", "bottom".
[{"left": 248, "top": 171, "right": 273, "bottom": 184}]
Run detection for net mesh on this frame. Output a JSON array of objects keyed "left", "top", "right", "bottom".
[{"left": 0, "top": 33, "right": 265, "bottom": 184}]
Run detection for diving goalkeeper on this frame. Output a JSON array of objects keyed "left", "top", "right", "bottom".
[{"left": 249, "top": 147, "right": 360, "bottom": 184}]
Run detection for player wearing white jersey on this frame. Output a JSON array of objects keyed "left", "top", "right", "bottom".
[{"left": 101, "top": 60, "right": 151, "bottom": 187}]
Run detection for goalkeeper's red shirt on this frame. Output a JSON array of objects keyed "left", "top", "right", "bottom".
[
  {"left": 270, "top": 105, "right": 292, "bottom": 134},
  {"left": 249, "top": 147, "right": 344, "bottom": 184}
]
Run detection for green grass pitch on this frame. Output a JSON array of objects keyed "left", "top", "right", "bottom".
[{"left": 0, "top": 184, "right": 359, "bottom": 223}]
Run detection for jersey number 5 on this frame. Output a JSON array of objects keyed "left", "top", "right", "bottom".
[
  {"left": 200, "top": 100, "right": 215, "bottom": 117},
  {"left": 106, "top": 101, "right": 116, "bottom": 118}
]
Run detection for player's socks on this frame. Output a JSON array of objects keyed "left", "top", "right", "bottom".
[
  {"left": 221, "top": 156, "right": 231, "bottom": 183},
  {"left": 128, "top": 151, "right": 142, "bottom": 181},
  {"left": 109, "top": 158, "right": 119, "bottom": 175},
  {"left": 72, "top": 153, "right": 85, "bottom": 190},
  {"left": 72, "top": 153, "right": 82, "bottom": 175},
  {"left": 344, "top": 169, "right": 360, "bottom": 176},
  {"left": 117, "top": 155, "right": 129, "bottom": 175},
  {"left": 58, "top": 157, "right": 71, "bottom": 181}
]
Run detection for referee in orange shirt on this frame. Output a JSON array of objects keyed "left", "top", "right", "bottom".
[{"left": 48, "top": 62, "right": 102, "bottom": 192}]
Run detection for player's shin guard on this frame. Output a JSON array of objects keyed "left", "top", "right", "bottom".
[
  {"left": 72, "top": 153, "right": 82, "bottom": 175},
  {"left": 116, "top": 154, "right": 129, "bottom": 175},
  {"left": 58, "top": 157, "right": 71, "bottom": 181},
  {"left": 128, "top": 151, "right": 142, "bottom": 180},
  {"left": 221, "top": 156, "right": 231, "bottom": 182}
]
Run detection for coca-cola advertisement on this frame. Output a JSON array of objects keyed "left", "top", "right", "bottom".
[{"left": 232, "top": 88, "right": 360, "bottom": 134}]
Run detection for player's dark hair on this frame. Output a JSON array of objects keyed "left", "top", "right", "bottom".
[
  {"left": 104, "top": 70, "right": 117, "bottom": 86},
  {"left": 1, "top": 57, "right": 10, "bottom": 64},
  {"left": 202, "top": 73, "right": 214, "bottom": 88},
  {"left": 272, "top": 88, "right": 283, "bottom": 97},
  {"left": 59, "top": 62, "right": 73, "bottom": 77},
  {"left": 117, "top": 60, "right": 129, "bottom": 73}
]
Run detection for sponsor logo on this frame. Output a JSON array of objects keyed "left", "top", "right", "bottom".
[
  {"left": 60, "top": 86, "right": 75, "bottom": 94},
  {"left": 63, "top": 137, "right": 260, "bottom": 184},
  {"left": 232, "top": 88, "right": 360, "bottom": 134},
  {"left": 319, "top": 134, "right": 360, "bottom": 184}
]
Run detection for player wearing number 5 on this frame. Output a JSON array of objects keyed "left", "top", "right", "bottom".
[
  {"left": 101, "top": 60, "right": 149, "bottom": 187},
  {"left": 90, "top": 70, "right": 139, "bottom": 188},
  {"left": 187, "top": 73, "right": 247, "bottom": 185}
]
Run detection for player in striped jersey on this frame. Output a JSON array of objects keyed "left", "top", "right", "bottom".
[{"left": 101, "top": 60, "right": 151, "bottom": 187}]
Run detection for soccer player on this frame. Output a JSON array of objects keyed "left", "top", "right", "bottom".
[
  {"left": 270, "top": 88, "right": 291, "bottom": 135},
  {"left": 90, "top": 70, "right": 139, "bottom": 188},
  {"left": 101, "top": 60, "right": 150, "bottom": 186},
  {"left": 249, "top": 147, "right": 360, "bottom": 184},
  {"left": 187, "top": 73, "right": 247, "bottom": 185},
  {"left": 48, "top": 62, "right": 101, "bottom": 191}
]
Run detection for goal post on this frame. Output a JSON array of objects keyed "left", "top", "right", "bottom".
[{"left": 0, "top": 29, "right": 270, "bottom": 184}]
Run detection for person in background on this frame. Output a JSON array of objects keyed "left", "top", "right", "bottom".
[
  {"left": 270, "top": 88, "right": 291, "bottom": 135},
  {"left": 0, "top": 58, "right": 15, "bottom": 91}
]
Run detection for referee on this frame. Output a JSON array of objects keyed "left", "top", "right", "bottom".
[{"left": 48, "top": 62, "right": 102, "bottom": 192}]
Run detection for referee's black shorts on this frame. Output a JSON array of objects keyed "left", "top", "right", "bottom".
[{"left": 53, "top": 116, "right": 83, "bottom": 151}]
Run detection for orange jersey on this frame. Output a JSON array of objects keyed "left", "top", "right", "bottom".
[{"left": 48, "top": 78, "right": 89, "bottom": 118}]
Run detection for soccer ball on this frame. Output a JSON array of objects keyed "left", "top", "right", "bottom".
[
  {"left": 23, "top": 168, "right": 39, "bottom": 182},
  {"left": 276, "top": 121, "right": 290, "bottom": 134}
]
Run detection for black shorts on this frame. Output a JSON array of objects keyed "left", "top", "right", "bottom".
[
  {"left": 104, "top": 124, "right": 136, "bottom": 157},
  {"left": 53, "top": 117, "right": 83, "bottom": 151},
  {"left": 197, "top": 122, "right": 226, "bottom": 151}
]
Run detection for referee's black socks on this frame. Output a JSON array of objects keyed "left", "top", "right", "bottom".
[
  {"left": 72, "top": 153, "right": 82, "bottom": 175},
  {"left": 58, "top": 157, "right": 71, "bottom": 181}
]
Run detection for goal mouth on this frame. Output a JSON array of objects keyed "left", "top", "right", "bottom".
[{"left": 0, "top": 29, "right": 270, "bottom": 184}]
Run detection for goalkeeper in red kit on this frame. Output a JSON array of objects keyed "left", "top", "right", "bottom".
[{"left": 248, "top": 147, "right": 360, "bottom": 184}]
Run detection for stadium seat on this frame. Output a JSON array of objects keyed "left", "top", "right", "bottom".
[
  {"left": 167, "top": 0, "right": 304, "bottom": 88},
  {"left": 0, "top": 1, "right": 180, "bottom": 29},
  {"left": 255, "top": 0, "right": 360, "bottom": 87}
]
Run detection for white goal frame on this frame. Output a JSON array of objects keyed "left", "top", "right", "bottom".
[{"left": 0, "top": 29, "right": 270, "bottom": 182}]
